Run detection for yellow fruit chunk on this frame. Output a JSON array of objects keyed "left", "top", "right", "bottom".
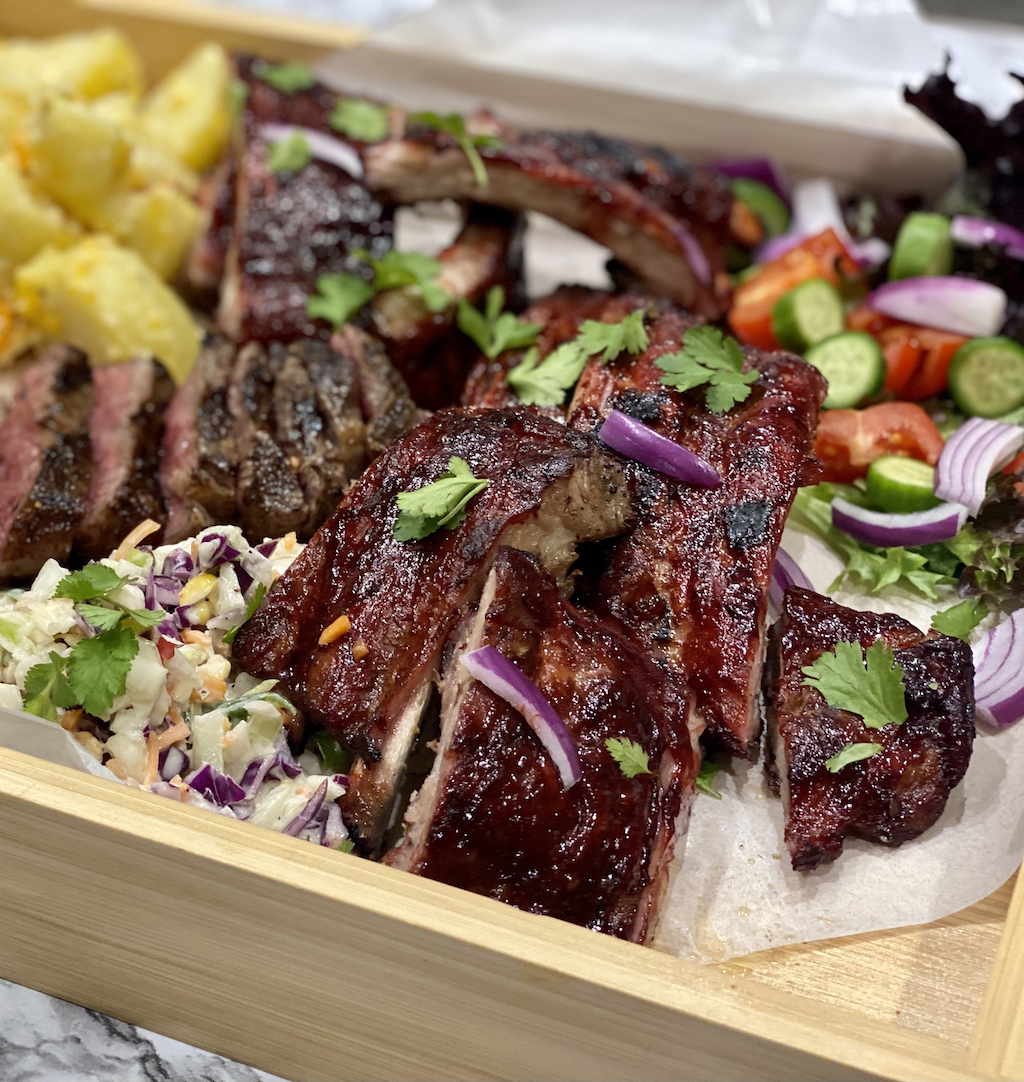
[
  {"left": 136, "top": 44, "right": 232, "bottom": 172},
  {"left": 15, "top": 235, "right": 201, "bottom": 382},
  {"left": 0, "top": 156, "right": 79, "bottom": 277},
  {"left": 0, "top": 29, "right": 143, "bottom": 104},
  {"left": 0, "top": 94, "right": 29, "bottom": 154},
  {"left": 96, "top": 184, "right": 202, "bottom": 280}
]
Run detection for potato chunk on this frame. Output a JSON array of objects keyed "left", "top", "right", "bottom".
[
  {"left": 96, "top": 184, "right": 202, "bottom": 280},
  {"left": 0, "top": 29, "right": 143, "bottom": 104},
  {"left": 15, "top": 236, "right": 200, "bottom": 382},
  {"left": 135, "top": 44, "right": 232, "bottom": 172},
  {"left": 0, "top": 157, "right": 79, "bottom": 278}
]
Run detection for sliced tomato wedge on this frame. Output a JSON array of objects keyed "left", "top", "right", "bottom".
[
  {"left": 899, "top": 328, "right": 969, "bottom": 400},
  {"left": 847, "top": 305, "right": 900, "bottom": 337},
  {"left": 729, "top": 228, "right": 862, "bottom": 350},
  {"left": 877, "top": 327, "right": 922, "bottom": 395},
  {"left": 814, "top": 402, "right": 945, "bottom": 483}
]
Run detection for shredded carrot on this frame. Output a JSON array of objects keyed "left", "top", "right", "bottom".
[
  {"left": 113, "top": 519, "right": 161, "bottom": 563},
  {"left": 73, "top": 731, "right": 104, "bottom": 761},
  {"left": 156, "top": 719, "right": 190, "bottom": 751},
  {"left": 181, "top": 628, "right": 211, "bottom": 645},
  {"left": 168, "top": 705, "right": 184, "bottom": 726},
  {"left": 318, "top": 614, "right": 351, "bottom": 645},
  {"left": 201, "top": 674, "right": 227, "bottom": 702},
  {"left": 352, "top": 637, "right": 369, "bottom": 661},
  {"left": 143, "top": 732, "right": 160, "bottom": 786},
  {"left": 282, "top": 531, "right": 297, "bottom": 551},
  {"left": 59, "top": 708, "right": 82, "bottom": 732},
  {"left": 104, "top": 756, "right": 128, "bottom": 780}
]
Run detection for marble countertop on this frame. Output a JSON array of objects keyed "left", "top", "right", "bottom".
[{"left": 0, "top": 980, "right": 284, "bottom": 1082}]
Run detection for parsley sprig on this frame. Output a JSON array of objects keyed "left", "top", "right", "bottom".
[
  {"left": 409, "top": 111, "right": 503, "bottom": 187},
  {"left": 507, "top": 309, "right": 649, "bottom": 407},
  {"left": 605, "top": 737, "right": 652, "bottom": 778},
  {"left": 457, "top": 286, "right": 543, "bottom": 360},
  {"left": 330, "top": 98, "right": 390, "bottom": 143},
  {"left": 258, "top": 61, "right": 316, "bottom": 94},
  {"left": 656, "top": 326, "right": 758, "bottom": 414},
  {"left": 393, "top": 457, "right": 489, "bottom": 541}
]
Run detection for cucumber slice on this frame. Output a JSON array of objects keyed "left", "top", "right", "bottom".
[
  {"left": 805, "top": 331, "right": 886, "bottom": 409},
  {"left": 730, "top": 178, "right": 790, "bottom": 238},
  {"left": 866, "top": 455, "right": 940, "bottom": 513},
  {"left": 947, "top": 336, "right": 1024, "bottom": 418},
  {"left": 888, "top": 212, "right": 952, "bottom": 280},
  {"left": 771, "top": 279, "right": 845, "bottom": 352}
]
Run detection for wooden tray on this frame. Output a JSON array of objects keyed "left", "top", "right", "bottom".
[{"left": 0, "top": 4, "right": 1021, "bottom": 1079}]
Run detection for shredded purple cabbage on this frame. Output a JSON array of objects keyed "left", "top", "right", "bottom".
[
  {"left": 282, "top": 779, "right": 328, "bottom": 837},
  {"left": 186, "top": 763, "right": 247, "bottom": 807},
  {"left": 161, "top": 549, "right": 194, "bottom": 581}
]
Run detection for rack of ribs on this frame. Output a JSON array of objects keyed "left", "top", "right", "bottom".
[
  {"left": 386, "top": 547, "right": 701, "bottom": 943},
  {"left": 764, "top": 587, "right": 975, "bottom": 871}
]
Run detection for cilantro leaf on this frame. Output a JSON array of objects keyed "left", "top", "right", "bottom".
[
  {"left": 259, "top": 61, "right": 315, "bottom": 94},
  {"left": 930, "top": 596, "right": 988, "bottom": 639},
  {"left": 802, "top": 640, "right": 908, "bottom": 730},
  {"left": 825, "top": 741, "right": 883, "bottom": 773},
  {"left": 228, "top": 78, "right": 248, "bottom": 120},
  {"left": 339, "top": 838, "right": 355, "bottom": 854},
  {"left": 307, "top": 729, "right": 353, "bottom": 775},
  {"left": 696, "top": 760, "right": 722, "bottom": 799},
  {"left": 223, "top": 582, "right": 268, "bottom": 647},
  {"left": 53, "top": 564, "right": 126, "bottom": 603},
  {"left": 75, "top": 603, "right": 124, "bottom": 633},
  {"left": 656, "top": 326, "right": 758, "bottom": 414},
  {"left": 365, "top": 250, "right": 450, "bottom": 312},
  {"left": 409, "top": 111, "right": 503, "bottom": 187},
  {"left": 65, "top": 625, "right": 139, "bottom": 718},
  {"left": 575, "top": 310, "right": 649, "bottom": 362},
  {"left": 329, "top": 97, "right": 390, "bottom": 143},
  {"left": 306, "top": 273, "right": 375, "bottom": 328},
  {"left": 605, "top": 736, "right": 653, "bottom": 778},
  {"left": 267, "top": 131, "right": 312, "bottom": 175},
  {"left": 507, "top": 343, "right": 588, "bottom": 407},
  {"left": 23, "top": 652, "right": 76, "bottom": 721},
  {"left": 456, "top": 286, "right": 543, "bottom": 360},
  {"left": 124, "top": 608, "right": 165, "bottom": 629},
  {"left": 393, "top": 457, "right": 489, "bottom": 541}
]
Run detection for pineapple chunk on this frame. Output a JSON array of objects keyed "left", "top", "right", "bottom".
[
  {"left": 0, "top": 29, "right": 143, "bottom": 104},
  {"left": 126, "top": 139, "right": 200, "bottom": 197},
  {"left": 0, "top": 94, "right": 29, "bottom": 154},
  {"left": 29, "top": 97, "right": 131, "bottom": 225},
  {"left": 96, "top": 184, "right": 202, "bottom": 280},
  {"left": 0, "top": 156, "right": 79, "bottom": 278},
  {"left": 15, "top": 235, "right": 201, "bottom": 382},
  {"left": 136, "top": 44, "right": 232, "bottom": 172}
]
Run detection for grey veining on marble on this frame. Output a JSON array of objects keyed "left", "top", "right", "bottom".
[{"left": 0, "top": 979, "right": 286, "bottom": 1082}]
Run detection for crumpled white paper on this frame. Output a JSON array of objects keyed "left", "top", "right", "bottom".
[
  {"left": 0, "top": 708, "right": 120, "bottom": 782},
  {"left": 654, "top": 523, "right": 1024, "bottom": 963}
]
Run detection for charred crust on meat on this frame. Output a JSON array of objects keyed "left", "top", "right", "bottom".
[{"left": 724, "top": 500, "right": 772, "bottom": 551}]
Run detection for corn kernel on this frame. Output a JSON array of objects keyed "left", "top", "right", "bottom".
[
  {"left": 318, "top": 614, "right": 351, "bottom": 645},
  {"left": 179, "top": 572, "right": 217, "bottom": 606},
  {"left": 352, "top": 637, "right": 369, "bottom": 661}
]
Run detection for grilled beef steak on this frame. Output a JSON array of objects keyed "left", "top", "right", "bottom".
[
  {"left": 185, "top": 154, "right": 236, "bottom": 304},
  {"left": 75, "top": 357, "right": 174, "bottom": 563},
  {"left": 0, "top": 345, "right": 92, "bottom": 583},
  {"left": 372, "top": 204, "right": 526, "bottom": 409},
  {"left": 386, "top": 547, "right": 701, "bottom": 943},
  {"left": 764, "top": 588, "right": 975, "bottom": 871},
  {"left": 232, "top": 407, "right": 633, "bottom": 848},
  {"left": 568, "top": 296, "right": 827, "bottom": 757}
]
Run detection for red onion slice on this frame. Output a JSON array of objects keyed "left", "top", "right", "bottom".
[
  {"left": 974, "top": 609, "right": 1024, "bottom": 727},
  {"left": 712, "top": 157, "right": 790, "bottom": 202},
  {"left": 599, "top": 409, "right": 721, "bottom": 487},
  {"left": 462, "top": 645, "right": 581, "bottom": 789},
  {"left": 950, "top": 215, "right": 1024, "bottom": 261},
  {"left": 867, "top": 276, "right": 1008, "bottom": 338},
  {"left": 769, "top": 547, "right": 813, "bottom": 609},
  {"left": 936, "top": 417, "right": 1024, "bottom": 516},
  {"left": 831, "top": 497, "right": 967, "bottom": 547},
  {"left": 260, "top": 123, "right": 363, "bottom": 179}
]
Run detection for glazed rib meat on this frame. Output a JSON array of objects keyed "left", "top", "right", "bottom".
[
  {"left": 569, "top": 297, "right": 827, "bottom": 756},
  {"left": 371, "top": 204, "right": 526, "bottom": 409},
  {"left": 232, "top": 408, "right": 633, "bottom": 848},
  {"left": 386, "top": 547, "right": 701, "bottom": 943},
  {"left": 0, "top": 345, "right": 92, "bottom": 583},
  {"left": 363, "top": 119, "right": 738, "bottom": 319},
  {"left": 764, "top": 588, "right": 975, "bottom": 871},
  {"left": 75, "top": 356, "right": 174, "bottom": 562}
]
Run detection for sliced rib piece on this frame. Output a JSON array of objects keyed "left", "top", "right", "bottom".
[
  {"left": 0, "top": 345, "right": 92, "bottom": 583},
  {"left": 460, "top": 285, "right": 613, "bottom": 412},
  {"left": 569, "top": 297, "right": 827, "bottom": 757},
  {"left": 232, "top": 407, "right": 633, "bottom": 848},
  {"left": 363, "top": 121, "right": 736, "bottom": 319},
  {"left": 371, "top": 204, "right": 525, "bottom": 409},
  {"left": 386, "top": 547, "right": 701, "bottom": 942},
  {"left": 161, "top": 336, "right": 239, "bottom": 543},
  {"left": 764, "top": 588, "right": 975, "bottom": 871},
  {"left": 75, "top": 357, "right": 174, "bottom": 563}
]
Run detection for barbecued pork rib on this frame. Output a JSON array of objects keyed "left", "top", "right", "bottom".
[
  {"left": 232, "top": 408, "right": 633, "bottom": 849},
  {"left": 363, "top": 119, "right": 735, "bottom": 319},
  {"left": 568, "top": 297, "right": 827, "bottom": 757},
  {"left": 0, "top": 345, "right": 92, "bottom": 583},
  {"left": 386, "top": 547, "right": 701, "bottom": 942},
  {"left": 75, "top": 357, "right": 174, "bottom": 563},
  {"left": 371, "top": 204, "right": 526, "bottom": 409},
  {"left": 161, "top": 336, "right": 239, "bottom": 542},
  {"left": 764, "top": 588, "right": 975, "bottom": 871}
]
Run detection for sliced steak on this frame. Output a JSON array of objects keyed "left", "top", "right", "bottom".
[
  {"left": 74, "top": 357, "right": 175, "bottom": 563},
  {"left": 184, "top": 154, "right": 237, "bottom": 305},
  {"left": 386, "top": 547, "right": 701, "bottom": 943},
  {"left": 764, "top": 588, "right": 975, "bottom": 871},
  {"left": 0, "top": 345, "right": 92, "bottom": 583},
  {"left": 371, "top": 204, "right": 526, "bottom": 409},
  {"left": 569, "top": 296, "right": 827, "bottom": 757},
  {"left": 232, "top": 407, "right": 633, "bottom": 848}
]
